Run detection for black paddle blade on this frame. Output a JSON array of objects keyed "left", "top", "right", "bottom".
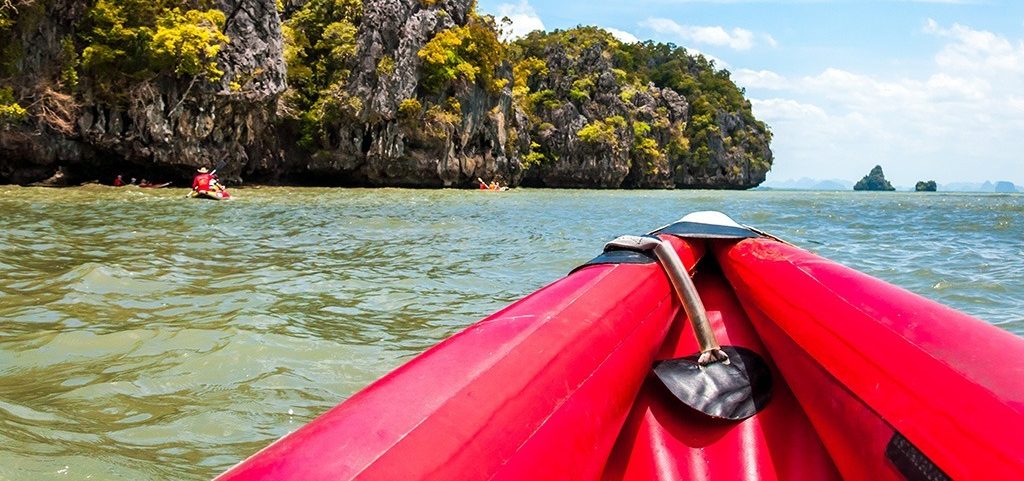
[{"left": 652, "top": 345, "right": 773, "bottom": 421}]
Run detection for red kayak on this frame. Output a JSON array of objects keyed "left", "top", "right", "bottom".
[
  {"left": 188, "top": 190, "right": 232, "bottom": 200},
  {"left": 216, "top": 212, "right": 1024, "bottom": 481}
]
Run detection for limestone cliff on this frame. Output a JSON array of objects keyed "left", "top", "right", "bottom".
[
  {"left": 285, "top": 0, "right": 527, "bottom": 187},
  {"left": 854, "top": 165, "right": 896, "bottom": 191},
  {"left": 0, "top": 0, "right": 286, "bottom": 184},
  {"left": 512, "top": 28, "right": 772, "bottom": 189},
  {"left": 0, "top": 0, "right": 772, "bottom": 189}
]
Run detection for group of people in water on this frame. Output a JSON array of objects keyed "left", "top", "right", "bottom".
[
  {"left": 111, "top": 166, "right": 229, "bottom": 199},
  {"left": 112, "top": 175, "right": 169, "bottom": 188},
  {"left": 115, "top": 169, "right": 501, "bottom": 197}
]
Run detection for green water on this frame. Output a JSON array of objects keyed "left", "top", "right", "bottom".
[{"left": 1, "top": 186, "right": 1021, "bottom": 480}]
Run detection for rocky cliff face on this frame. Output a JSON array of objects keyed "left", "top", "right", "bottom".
[
  {"left": 0, "top": 0, "right": 286, "bottom": 185},
  {"left": 294, "top": 0, "right": 527, "bottom": 187},
  {"left": 0, "top": 0, "right": 771, "bottom": 189},
  {"left": 854, "top": 165, "right": 895, "bottom": 191},
  {"left": 514, "top": 29, "right": 772, "bottom": 189}
]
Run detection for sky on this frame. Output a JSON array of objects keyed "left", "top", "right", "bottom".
[{"left": 477, "top": 0, "right": 1024, "bottom": 186}]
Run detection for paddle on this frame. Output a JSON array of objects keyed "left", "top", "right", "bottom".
[
  {"left": 604, "top": 235, "right": 772, "bottom": 421},
  {"left": 211, "top": 159, "right": 228, "bottom": 175}
]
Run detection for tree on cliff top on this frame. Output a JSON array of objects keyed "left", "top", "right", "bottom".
[
  {"left": 79, "top": 0, "right": 230, "bottom": 87},
  {"left": 418, "top": 12, "right": 504, "bottom": 94},
  {"left": 854, "top": 165, "right": 896, "bottom": 191}
]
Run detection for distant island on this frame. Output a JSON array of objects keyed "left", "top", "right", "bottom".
[
  {"left": 994, "top": 181, "right": 1017, "bottom": 193},
  {"left": 0, "top": 0, "right": 772, "bottom": 189},
  {"left": 915, "top": 180, "right": 937, "bottom": 192},
  {"left": 763, "top": 177, "right": 1022, "bottom": 192},
  {"left": 853, "top": 165, "right": 896, "bottom": 191},
  {"left": 759, "top": 178, "right": 853, "bottom": 190},
  {"left": 943, "top": 181, "right": 1022, "bottom": 193}
]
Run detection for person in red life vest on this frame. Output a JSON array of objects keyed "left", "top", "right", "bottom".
[
  {"left": 113, "top": 175, "right": 124, "bottom": 187},
  {"left": 189, "top": 166, "right": 231, "bottom": 199},
  {"left": 192, "top": 167, "right": 215, "bottom": 193}
]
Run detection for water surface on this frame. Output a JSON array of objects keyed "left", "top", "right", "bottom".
[{"left": 1, "top": 186, "right": 1021, "bottom": 480}]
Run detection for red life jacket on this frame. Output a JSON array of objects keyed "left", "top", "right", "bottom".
[{"left": 193, "top": 173, "right": 214, "bottom": 192}]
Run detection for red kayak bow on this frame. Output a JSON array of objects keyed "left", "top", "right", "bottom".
[{"left": 216, "top": 212, "right": 1024, "bottom": 481}]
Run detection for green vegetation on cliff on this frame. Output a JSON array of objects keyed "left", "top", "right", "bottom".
[
  {"left": 418, "top": 14, "right": 504, "bottom": 94},
  {"left": 508, "top": 27, "right": 771, "bottom": 186},
  {"left": 279, "top": 0, "right": 363, "bottom": 148},
  {"left": 1, "top": 0, "right": 229, "bottom": 96},
  {"left": 79, "top": 0, "right": 230, "bottom": 86}
]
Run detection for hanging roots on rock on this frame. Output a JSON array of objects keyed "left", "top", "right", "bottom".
[{"left": 31, "top": 87, "right": 78, "bottom": 135}]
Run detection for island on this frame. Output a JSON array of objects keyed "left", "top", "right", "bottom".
[
  {"left": 994, "top": 181, "right": 1018, "bottom": 193},
  {"left": 915, "top": 180, "right": 937, "bottom": 192},
  {"left": 853, "top": 165, "right": 896, "bottom": 191},
  {"left": 0, "top": 0, "right": 772, "bottom": 189}
]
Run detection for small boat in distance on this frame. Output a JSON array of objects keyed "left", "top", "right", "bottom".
[
  {"left": 139, "top": 181, "right": 172, "bottom": 189},
  {"left": 216, "top": 212, "right": 1024, "bottom": 481}
]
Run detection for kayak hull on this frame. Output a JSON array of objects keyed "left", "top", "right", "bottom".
[
  {"left": 718, "top": 238, "right": 1024, "bottom": 480},
  {"left": 189, "top": 191, "right": 231, "bottom": 200},
  {"left": 216, "top": 217, "right": 1024, "bottom": 481}
]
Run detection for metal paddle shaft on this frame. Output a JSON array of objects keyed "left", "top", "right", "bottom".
[{"left": 604, "top": 235, "right": 728, "bottom": 365}]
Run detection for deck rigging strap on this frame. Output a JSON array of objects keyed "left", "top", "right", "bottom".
[
  {"left": 602, "top": 234, "right": 773, "bottom": 421},
  {"left": 604, "top": 235, "right": 728, "bottom": 365}
]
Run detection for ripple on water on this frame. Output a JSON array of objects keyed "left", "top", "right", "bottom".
[{"left": 0, "top": 187, "right": 1021, "bottom": 480}]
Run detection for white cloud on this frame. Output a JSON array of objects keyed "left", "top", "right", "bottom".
[
  {"left": 748, "top": 21, "right": 1024, "bottom": 184},
  {"left": 751, "top": 98, "right": 828, "bottom": 121},
  {"left": 733, "top": 69, "right": 789, "bottom": 90},
  {"left": 924, "top": 18, "right": 1024, "bottom": 72},
  {"left": 495, "top": 1, "right": 545, "bottom": 40},
  {"left": 604, "top": 28, "right": 639, "bottom": 44},
  {"left": 640, "top": 18, "right": 760, "bottom": 50}
]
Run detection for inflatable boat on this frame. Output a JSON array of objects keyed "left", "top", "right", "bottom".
[{"left": 216, "top": 212, "right": 1024, "bottom": 481}]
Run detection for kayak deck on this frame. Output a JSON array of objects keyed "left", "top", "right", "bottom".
[{"left": 603, "top": 263, "right": 840, "bottom": 480}]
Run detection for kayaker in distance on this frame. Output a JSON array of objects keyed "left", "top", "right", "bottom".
[
  {"left": 193, "top": 167, "right": 214, "bottom": 192},
  {"left": 113, "top": 175, "right": 124, "bottom": 186},
  {"left": 477, "top": 177, "right": 505, "bottom": 191},
  {"left": 188, "top": 166, "right": 231, "bottom": 200}
]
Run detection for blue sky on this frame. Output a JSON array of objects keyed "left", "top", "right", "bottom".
[{"left": 478, "top": 0, "right": 1024, "bottom": 186}]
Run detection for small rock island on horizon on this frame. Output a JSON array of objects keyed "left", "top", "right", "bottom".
[
  {"left": 915, "top": 180, "right": 937, "bottom": 192},
  {"left": 853, "top": 165, "right": 896, "bottom": 191}
]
